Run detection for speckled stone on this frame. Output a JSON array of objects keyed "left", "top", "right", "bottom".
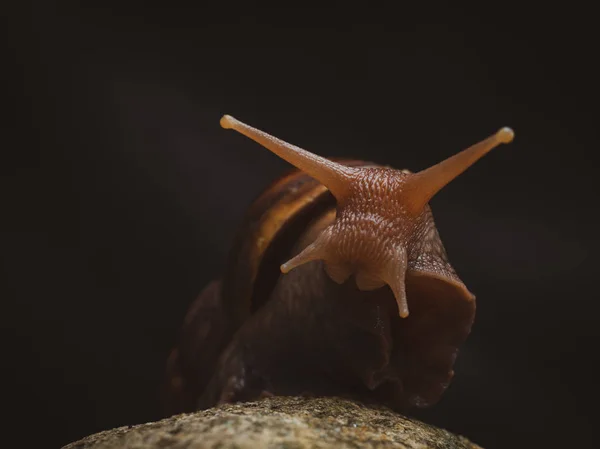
[{"left": 63, "top": 396, "right": 483, "bottom": 449}]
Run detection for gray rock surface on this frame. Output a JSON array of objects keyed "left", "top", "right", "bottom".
[{"left": 63, "top": 396, "right": 482, "bottom": 449}]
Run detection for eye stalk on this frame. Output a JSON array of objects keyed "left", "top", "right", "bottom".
[
  {"left": 402, "top": 126, "right": 514, "bottom": 215},
  {"left": 220, "top": 115, "right": 354, "bottom": 201},
  {"left": 221, "top": 115, "right": 514, "bottom": 317}
]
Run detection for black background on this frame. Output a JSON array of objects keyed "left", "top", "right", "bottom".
[{"left": 4, "top": 3, "right": 598, "bottom": 448}]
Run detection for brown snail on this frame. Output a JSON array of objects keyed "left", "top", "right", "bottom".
[{"left": 163, "top": 115, "right": 514, "bottom": 415}]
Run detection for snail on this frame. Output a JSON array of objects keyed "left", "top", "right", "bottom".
[{"left": 163, "top": 115, "right": 514, "bottom": 415}]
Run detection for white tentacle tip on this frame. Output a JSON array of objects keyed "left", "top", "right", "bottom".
[
  {"left": 497, "top": 127, "right": 515, "bottom": 144},
  {"left": 220, "top": 115, "right": 236, "bottom": 129}
]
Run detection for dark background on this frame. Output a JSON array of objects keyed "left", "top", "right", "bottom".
[{"left": 4, "top": 3, "right": 597, "bottom": 448}]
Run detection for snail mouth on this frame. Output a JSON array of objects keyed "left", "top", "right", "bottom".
[
  {"left": 280, "top": 228, "right": 410, "bottom": 318},
  {"left": 355, "top": 271, "right": 387, "bottom": 291},
  {"left": 322, "top": 261, "right": 409, "bottom": 319},
  {"left": 323, "top": 263, "right": 387, "bottom": 291}
]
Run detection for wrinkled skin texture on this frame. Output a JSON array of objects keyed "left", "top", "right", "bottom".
[
  {"left": 282, "top": 167, "right": 472, "bottom": 318},
  {"left": 163, "top": 165, "right": 475, "bottom": 415}
]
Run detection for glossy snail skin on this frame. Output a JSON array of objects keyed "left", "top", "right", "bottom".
[{"left": 163, "top": 116, "right": 514, "bottom": 415}]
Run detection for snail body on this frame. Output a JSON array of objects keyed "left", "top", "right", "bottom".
[{"left": 163, "top": 116, "right": 514, "bottom": 414}]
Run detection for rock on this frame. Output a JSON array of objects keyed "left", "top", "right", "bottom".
[{"left": 63, "top": 396, "right": 483, "bottom": 449}]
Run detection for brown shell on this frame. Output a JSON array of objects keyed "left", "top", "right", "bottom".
[
  {"left": 163, "top": 159, "right": 476, "bottom": 414},
  {"left": 220, "top": 159, "right": 372, "bottom": 326},
  {"left": 163, "top": 159, "right": 367, "bottom": 413}
]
